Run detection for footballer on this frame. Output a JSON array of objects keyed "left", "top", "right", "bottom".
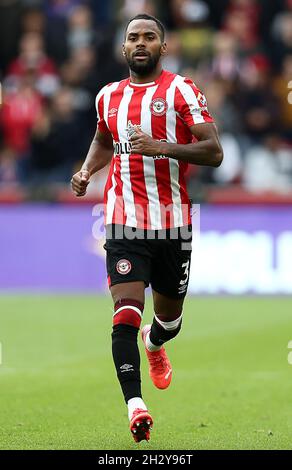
[{"left": 71, "top": 14, "right": 223, "bottom": 443}]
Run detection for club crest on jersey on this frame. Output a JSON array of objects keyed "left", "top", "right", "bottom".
[
  {"left": 150, "top": 98, "right": 168, "bottom": 116},
  {"left": 116, "top": 259, "right": 132, "bottom": 275}
]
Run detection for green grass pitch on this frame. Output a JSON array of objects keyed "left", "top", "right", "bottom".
[{"left": 0, "top": 295, "right": 292, "bottom": 450}]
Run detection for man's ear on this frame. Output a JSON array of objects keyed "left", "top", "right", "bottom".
[
  {"left": 122, "top": 44, "right": 126, "bottom": 56},
  {"left": 160, "top": 42, "right": 167, "bottom": 56}
]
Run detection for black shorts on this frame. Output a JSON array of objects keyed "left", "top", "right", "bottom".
[{"left": 104, "top": 224, "right": 192, "bottom": 299}]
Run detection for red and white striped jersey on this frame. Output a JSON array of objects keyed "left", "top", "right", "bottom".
[{"left": 95, "top": 69, "right": 213, "bottom": 230}]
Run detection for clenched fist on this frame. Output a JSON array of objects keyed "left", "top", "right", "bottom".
[
  {"left": 71, "top": 169, "right": 90, "bottom": 197},
  {"left": 130, "top": 125, "right": 163, "bottom": 157}
]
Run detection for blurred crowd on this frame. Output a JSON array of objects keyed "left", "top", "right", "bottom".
[{"left": 0, "top": 0, "right": 292, "bottom": 198}]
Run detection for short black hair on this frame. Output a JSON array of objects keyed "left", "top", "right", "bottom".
[{"left": 125, "top": 14, "right": 165, "bottom": 41}]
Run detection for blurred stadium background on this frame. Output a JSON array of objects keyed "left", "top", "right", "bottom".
[{"left": 1, "top": 0, "right": 292, "bottom": 450}]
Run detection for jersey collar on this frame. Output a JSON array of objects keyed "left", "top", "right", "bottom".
[{"left": 128, "top": 70, "right": 165, "bottom": 88}]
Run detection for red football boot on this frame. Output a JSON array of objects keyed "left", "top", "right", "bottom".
[
  {"left": 141, "top": 324, "right": 172, "bottom": 390},
  {"left": 129, "top": 408, "right": 153, "bottom": 443}
]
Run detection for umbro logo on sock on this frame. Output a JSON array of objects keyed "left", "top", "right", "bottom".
[{"left": 120, "top": 363, "right": 134, "bottom": 372}]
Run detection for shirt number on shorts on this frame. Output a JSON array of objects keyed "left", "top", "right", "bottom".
[{"left": 180, "top": 261, "right": 190, "bottom": 285}]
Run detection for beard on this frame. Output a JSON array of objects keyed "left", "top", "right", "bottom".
[{"left": 126, "top": 50, "right": 161, "bottom": 76}]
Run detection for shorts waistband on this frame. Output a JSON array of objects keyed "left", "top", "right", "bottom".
[{"left": 105, "top": 224, "right": 192, "bottom": 241}]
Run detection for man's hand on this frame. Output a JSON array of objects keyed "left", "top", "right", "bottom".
[
  {"left": 130, "top": 126, "right": 162, "bottom": 157},
  {"left": 71, "top": 169, "right": 90, "bottom": 197}
]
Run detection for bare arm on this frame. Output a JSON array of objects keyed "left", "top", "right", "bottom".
[
  {"left": 130, "top": 123, "right": 223, "bottom": 167},
  {"left": 159, "top": 123, "right": 223, "bottom": 167},
  {"left": 71, "top": 126, "right": 113, "bottom": 197},
  {"left": 81, "top": 127, "right": 113, "bottom": 175}
]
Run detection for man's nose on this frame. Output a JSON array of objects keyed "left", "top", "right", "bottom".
[{"left": 136, "top": 38, "right": 146, "bottom": 47}]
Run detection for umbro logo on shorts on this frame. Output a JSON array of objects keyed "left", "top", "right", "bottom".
[{"left": 116, "top": 259, "right": 132, "bottom": 275}]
